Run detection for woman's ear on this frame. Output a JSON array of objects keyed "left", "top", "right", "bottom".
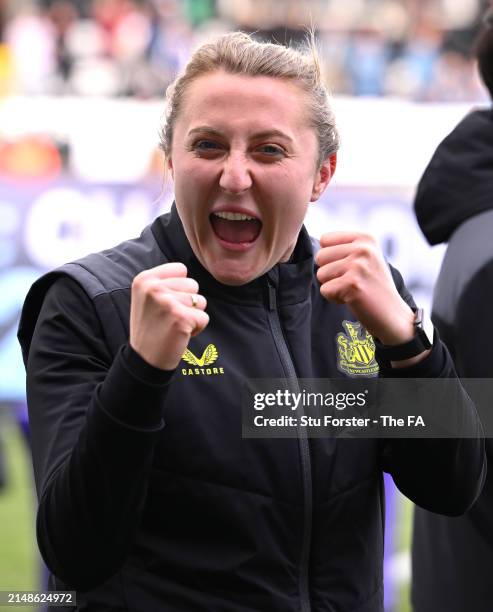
[
  {"left": 311, "top": 153, "right": 337, "bottom": 202},
  {"left": 167, "top": 156, "right": 174, "bottom": 180}
]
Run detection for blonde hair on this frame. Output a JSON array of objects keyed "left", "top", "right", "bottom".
[{"left": 159, "top": 31, "right": 340, "bottom": 167}]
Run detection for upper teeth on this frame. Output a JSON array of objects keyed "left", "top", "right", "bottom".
[{"left": 214, "top": 211, "right": 255, "bottom": 221}]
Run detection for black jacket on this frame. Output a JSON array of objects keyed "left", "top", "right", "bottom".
[
  {"left": 413, "top": 108, "right": 493, "bottom": 612},
  {"left": 19, "top": 205, "right": 484, "bottom": 612}
]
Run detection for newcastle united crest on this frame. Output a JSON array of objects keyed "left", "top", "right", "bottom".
[{"left": 336, "top": 320, "right": 379, "bottom": 377}]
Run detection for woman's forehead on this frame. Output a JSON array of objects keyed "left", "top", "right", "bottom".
[{"left": 177, "top": 70, "right": 311, "bottom": 133}]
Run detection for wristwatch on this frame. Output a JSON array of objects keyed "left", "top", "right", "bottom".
[{"left": 374, "top": 308, "right": 434, "bottom": 361}]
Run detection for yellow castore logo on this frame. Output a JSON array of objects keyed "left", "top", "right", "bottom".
[
  {"left": 182, "top": 344, "right": 218, "bottom": 367},
  {"left": 181, "top": 344, "right": 224, "bottom": 376}
]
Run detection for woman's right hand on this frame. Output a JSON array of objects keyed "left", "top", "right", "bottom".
[{"left": 129, "top": 262, "right": 209, "bottom": 370}]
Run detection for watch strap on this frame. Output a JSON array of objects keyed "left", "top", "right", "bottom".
[{"left": 374, "top": 308, "right": 433, "bottom": 361}]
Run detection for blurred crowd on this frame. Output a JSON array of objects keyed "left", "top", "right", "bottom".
[{"left": 0, "top": 0, "right": 490, "bottom": 101}]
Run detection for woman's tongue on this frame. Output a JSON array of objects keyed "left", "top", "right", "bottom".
[{"left": 210, "top": 215, "right": 261, "bottom": 244}]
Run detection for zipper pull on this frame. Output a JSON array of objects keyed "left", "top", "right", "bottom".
[{"left": 268, "top": 284, "right": 277, "bottom": 311}]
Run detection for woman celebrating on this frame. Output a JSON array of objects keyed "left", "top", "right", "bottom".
[{"left": 19, "top": 32, "right": 484, "bottom": 612}]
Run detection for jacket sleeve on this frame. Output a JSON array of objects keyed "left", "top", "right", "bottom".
[
  {"left": 376, "top": 266, "right": 486, "bottom": 516},
  {"left": 453, "top": 260, "right": 493, "bottom": 461},
  {"left": 24, "top": 276, "right": 174, "bottom": 590},
  {"left": 453, "top": 260, "right": 493, "bottom": 378}
]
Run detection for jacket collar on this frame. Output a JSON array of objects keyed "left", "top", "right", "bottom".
[{"left": 151, "top": 203, "right": 315, "bottom": 306}]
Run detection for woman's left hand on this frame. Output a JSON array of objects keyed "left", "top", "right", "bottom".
[{"left": 315, "top": 231, "right": 416, "bottom": 346}]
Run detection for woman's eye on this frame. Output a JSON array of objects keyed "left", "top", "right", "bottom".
[
  {"left": 257, "top": 145, "right": 285, "bottom": 157},
  {"left": 193, "top": 140, "right": 222, "bottom": 152}
]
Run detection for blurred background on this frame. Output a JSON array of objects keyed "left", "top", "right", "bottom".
[{"left": 0, "top": 0, "right": 491, "bottom": 610}]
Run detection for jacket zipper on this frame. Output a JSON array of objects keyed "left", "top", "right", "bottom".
[{"left": 267, "top": 283, "right": 312, "bottom": 612}]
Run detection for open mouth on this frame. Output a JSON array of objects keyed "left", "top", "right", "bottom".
[{"left": 210, "top": 211, "right": 262, "bottom": 245}]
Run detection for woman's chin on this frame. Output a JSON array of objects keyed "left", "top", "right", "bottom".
[
  {"left": 207, "top": 260, "right": 262, "bottom": 286},
  {"left": 197, "top": 241, "right": 271, "bottom": 286},
  {"left": 211, "top": 268, "right": 257, "bottom": 287}
]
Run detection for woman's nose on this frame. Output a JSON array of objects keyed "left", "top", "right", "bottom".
[{"left": 219, "top": 152, "right": 252, "bottom": 194}]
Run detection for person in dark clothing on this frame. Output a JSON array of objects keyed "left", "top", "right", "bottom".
[
  {"left": 412, "top": 13, "right": 493, "bottom": 612},
  {"left": 18, "top": 32, "right": 485, "bottom": 612}
]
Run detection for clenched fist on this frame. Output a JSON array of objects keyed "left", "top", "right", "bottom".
[
  {"left": 315, "top": 232, "right": 416, "bottom": 346},
  {"left": 129, "top": 262, "right": 209, "bottom": 370}
]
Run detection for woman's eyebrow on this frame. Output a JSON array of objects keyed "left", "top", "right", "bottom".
[
  {"left": 187, "top": 126, "right": 293, "bottom": 143},
  {"left": 250, "top": 129, "right": 293, "bottom": 143},
  {"left": 187, "top": 126, "right": 224, "bottom": 138}
]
